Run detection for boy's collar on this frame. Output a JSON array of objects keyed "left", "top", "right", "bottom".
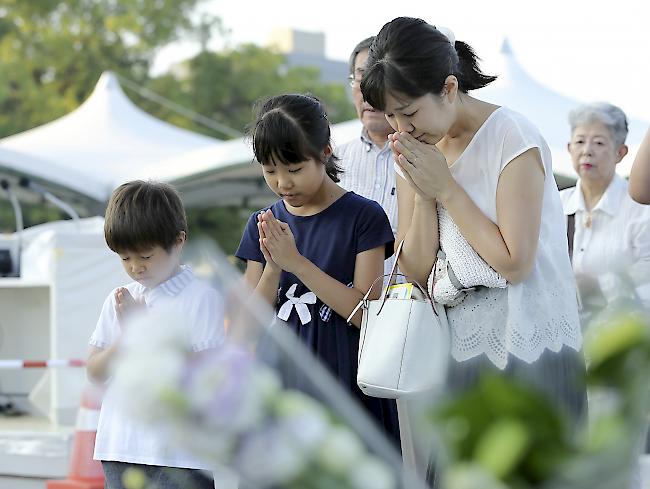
[
  {"left": 137, "top": 265, "right": 194, "bottom": 305},
  {"left": 158, "top": 265, "right": 194, "bottom": 297}
]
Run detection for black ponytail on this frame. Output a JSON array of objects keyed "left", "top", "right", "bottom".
[
  {"left": 361, "top": 17, "right": 496, "bottom": 111},
  {"left": 453, "top": 40, "right": 497, "bottom": 92}
]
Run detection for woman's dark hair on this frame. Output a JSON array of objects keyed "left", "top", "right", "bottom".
[
  {"left": 248, "top": 94, "right": 342, "bottom": 182},
  {"left": 361, "top": 17, "right": 496, "bottom": 111},
  {"left": 104, "top": 180, "right": 187, "bottom": 253}
]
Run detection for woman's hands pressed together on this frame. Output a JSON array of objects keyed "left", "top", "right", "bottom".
[{"left": 389, "top": 131, "right": 458, "bottom": 204}]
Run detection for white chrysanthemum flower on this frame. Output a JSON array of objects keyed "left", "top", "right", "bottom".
[
  {"left": 348, "top": 456, "right": 396, "bottom": 489},
  {"left": 275, "top": 392, "right": 329, "bottom": 452},
  {"left": 113, "top": 346, "right": 186, "bottom": 423},
  {"left": 250, "top": 366, "right": 282, "bottom": 402},
  {"left": 236, "top": 425, "right": 307, "bottom": 485},
  {"left": 274, "top": 390, "right": 328, "bottom": 418},
  {"left": 183, "top": 348, "right": 280, "bottom": 434},
  {"left": 183, "top": 357, "right": 229, "bottom": 407},
  {"left": 110, "top": 303, "right": 400, "bottom": 489},
  {"left": 317, "top": 426, "right": 365, "bottom": 475}
]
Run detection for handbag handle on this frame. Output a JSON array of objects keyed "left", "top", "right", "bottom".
[
  {"left": 377, "top": 240, "right": 433, "bottom": 313},
  {"left": 384, "top": 239, "right": 404, "bottom": 290},
  {"left": 346, "top": 241, "right": 437, "bottom": 323}
]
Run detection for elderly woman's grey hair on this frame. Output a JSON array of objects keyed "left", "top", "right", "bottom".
[{"left": 568, "top": 102, "right": 629, "bottom": 147}]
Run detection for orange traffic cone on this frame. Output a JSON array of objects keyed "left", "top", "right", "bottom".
[{"left": 47, "top": 384, "right": 105, "bottom": 489}]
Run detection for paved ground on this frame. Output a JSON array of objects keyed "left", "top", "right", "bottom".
[{"left": 0, "top": 477, "right": 45, "bottom": 489}]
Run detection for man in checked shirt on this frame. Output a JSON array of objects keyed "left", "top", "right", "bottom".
[{"left": 338, "top": 37, "right": 398, "bottom": 278}]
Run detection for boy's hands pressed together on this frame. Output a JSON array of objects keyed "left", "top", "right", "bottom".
[{"left": 114, "top": 287, "right": 146, "bottom": 324}]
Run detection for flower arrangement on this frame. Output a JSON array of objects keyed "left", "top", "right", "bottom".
[
  {"left": 112, "top": 308, "right": 397, "bottom": 489},
  {"left": 431, "top": 311, "right": 650, "bottom": 489}
]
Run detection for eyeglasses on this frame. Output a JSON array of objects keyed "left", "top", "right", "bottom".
[{"left": 348, "top": 71, "right": 364, "bottom": 89}]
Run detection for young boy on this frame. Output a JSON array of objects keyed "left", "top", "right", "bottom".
[{"left": 87, "top": 180, "right": 223, "bottom": 489}]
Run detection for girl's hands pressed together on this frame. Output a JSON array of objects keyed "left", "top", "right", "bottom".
[
  {"left": 257, "top": 211, "right": 281, "bottom": 273},
  {"left": 390, "top": 132, "right": 458, "bottom": 203},
  {"left": 259, "top": 209, "right": 304, "bottom": 274}
]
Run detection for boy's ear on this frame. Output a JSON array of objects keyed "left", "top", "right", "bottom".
[
  {"left": 176, "top": 231, "right": 187, "bottom": 245},
  {"left": 323, "top": 144, "right": 333, "bottom": 159}
]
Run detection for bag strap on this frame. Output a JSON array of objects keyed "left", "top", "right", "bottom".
[
  {"left": 385, "top": 239, "right": 404, "bottom": 288},
  {"left": 566, "top": 213, "right": 582, "bottom": 310},
  {"left": 347, "top": 273, "right": 392, "bottom": 323},
  {"left": 347, "top": 239, "right": 404, "bottom": 323},
  {"left": 346, "top": 272, "right": 435, "bottom": 323},
  {"left": 567, "top": 213, "right": 576, "bottom": 261},
  {"left": 438, "top": 249, "right": 463, "bottom": 291},
  {"left": 377, "top": 240, "right": 406, "bottom": 313},
  {"left": 438, "top": 248, "right": 474, "bottom": 292},
  {"left": 347, "top": 241, "right": 437, "bottom": 322}
]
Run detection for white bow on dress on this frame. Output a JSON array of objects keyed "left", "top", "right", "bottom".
[{"left": 277, "top": 284, "right": 317, "bottom": 325}]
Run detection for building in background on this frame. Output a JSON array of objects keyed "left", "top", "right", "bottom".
[{"left": 268, "top": 28, "right": 347, "bottom": 85}]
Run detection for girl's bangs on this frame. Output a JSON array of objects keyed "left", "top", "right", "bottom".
[{"left": 252, "top": 114, "right": 311, "bottom": 166}]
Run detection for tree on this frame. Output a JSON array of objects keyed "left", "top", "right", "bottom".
[
  {"left": 141, "top": 43, "right": 356, "bottom": 137},
  {"left": 0, "top": 2, "right": 355, "bottom": 139},
  {"left": 0, "top": 5, "right": 357, "bottom": 252},
  {"left": 0, "top": 0, "right": 206, "bottom": 138}
]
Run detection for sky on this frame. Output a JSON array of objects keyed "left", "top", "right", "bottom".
[{"left": 154, "top": 0, "right": 650, "bottom": 121}]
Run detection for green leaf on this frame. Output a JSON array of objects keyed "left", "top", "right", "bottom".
[{"left": 474, "top": 418, "right": 530, "bottom": 478}]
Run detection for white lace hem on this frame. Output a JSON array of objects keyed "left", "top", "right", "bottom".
[{"left": 450, "top": 319, "right": 583, "bottom": 370}]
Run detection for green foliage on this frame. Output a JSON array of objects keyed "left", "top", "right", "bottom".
[
  {"left": 433, "top": 375, "right": 576, "bottom": 488},
  {"left": 0, "top": 0, "right": 204, "bottom": 138},
  {"left": 141, "top": 44, "right": 356, "bottom": 137},
  {"left": 585, "top": 312, "right": 650, "bottom": 389},
  {"left": 0, "top": 4, "right": 355, "bottom": 249},
  {"left": 434, "top": 311, "right": 650, "bottom": 489},
  {"left": 0, "top": 2, "right": 354, "bottom": 139},
  {"left": 186, "top": 206, "right": 254, "bottom": 259},
  {"left": 0, "top": 199, "right": 66, "bottom": 232}
]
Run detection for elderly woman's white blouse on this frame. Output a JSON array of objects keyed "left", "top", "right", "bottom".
[{"left": 561, "top": 174, "right": 650, "bottom": 307}]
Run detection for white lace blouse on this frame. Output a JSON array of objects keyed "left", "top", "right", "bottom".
[{"left": 398, "top": 107, "right": 582, "bottom": 369}]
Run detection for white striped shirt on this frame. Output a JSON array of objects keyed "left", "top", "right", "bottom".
[{"left": 337, "top": 130, "right": 398, "bottom": 278}]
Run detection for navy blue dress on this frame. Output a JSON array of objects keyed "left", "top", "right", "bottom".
[{"left": 236, "top": 191, "right": 400, "bottom": 445}]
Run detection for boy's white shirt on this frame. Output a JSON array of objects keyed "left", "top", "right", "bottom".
[{"left": 89, "top": 265, "right": 225, "bottom": 469}]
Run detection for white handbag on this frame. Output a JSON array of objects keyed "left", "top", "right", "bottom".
[{"left": 348, "top": 241, "right": 450, "bottom": 399}]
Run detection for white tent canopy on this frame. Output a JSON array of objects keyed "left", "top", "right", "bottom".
[
  {"left": 0, "top": 146, "right": 107, "bottom": 203},
  {"left": 476, "top": 40, "right": 648, "bottom": 179},
  {"left": 142, "top": 119, "right": 363, "bottom": 207},
  {"left": 0, "top": 72, "right": 221, "bottom": 203}
]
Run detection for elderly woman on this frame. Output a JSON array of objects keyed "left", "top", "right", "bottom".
[
  {"left": 561, "top": 103, "right": 650, "bottom": 489},
  {"left": 561, "top": 102, "right": 650, "bottom": 317}
]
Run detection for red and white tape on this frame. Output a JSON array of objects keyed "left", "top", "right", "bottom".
[{"left": 0, "top": 359, "right": 86, "bottom": 369}]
